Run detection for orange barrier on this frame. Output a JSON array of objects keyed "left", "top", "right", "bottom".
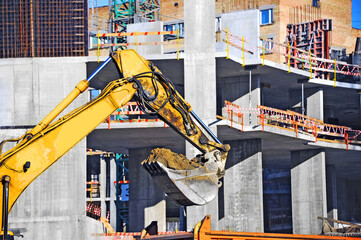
[
  {"left": 224, "top": 101, "right": 244, "bottom": 131},
  {"left": 96, "top": 30, "right": 181, "bottom": 60},
  {"left": 196, "top": 215, "right": 361, "bottom": 240},
  {"left": 223, "top": 101, "right": 361, "bottom": 148},
  {"left": 86, "top": 202, "right": 101, "bottom": 217}
]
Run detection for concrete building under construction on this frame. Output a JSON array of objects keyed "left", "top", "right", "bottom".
[{"left": 0, "top": 0, "right": 361, "bottom": 239}]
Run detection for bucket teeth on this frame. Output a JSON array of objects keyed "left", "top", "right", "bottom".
[{"left": 143, "top": 161, "right": 164, "bottom": 176}]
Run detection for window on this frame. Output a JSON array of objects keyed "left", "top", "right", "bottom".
[
  {"left": 260, "top": 37, "right": 274, "bottom": 54},
  {"left": 312, "top": 0, "right": 320, "bottom": 8},
  {"left": 260, "top": 9, "right": 273, "bottom": 25}
]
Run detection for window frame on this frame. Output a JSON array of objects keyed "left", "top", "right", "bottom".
[{"left": 260, "top": 8, "right": 274, "bottom": 25}]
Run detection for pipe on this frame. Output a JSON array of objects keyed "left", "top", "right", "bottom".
[
  {"left": 88, "top": 57, "right": 112, "bottom": 82},
  {"left": 301, "top": 83, "right": 305, "bottom": 115},
  {"left": 249, "top": 70, "right": 252, "bottom": 125},
  {"left": 190, "top": 111, "right": 221, "bottom": 144},
  {"left": 2, "top": 175, "right": 10, "bottom": 240}
]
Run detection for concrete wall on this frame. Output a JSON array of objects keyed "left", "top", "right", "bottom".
[
  {"left": 218, "top": 10, "right": 260, "bottom": 62},
  {"left": 0, "top": 57, "right": 102, "bottom": 239},
  {"left": 0, "top": 57, "right": 87, "bottom": 126},
  {"left": 127, "top": 21, "right": 164, "bottom": 55}
]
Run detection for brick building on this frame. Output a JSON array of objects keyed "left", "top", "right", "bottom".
[{"left": 160, "top": 0, "right": 361, "bottom": 62}]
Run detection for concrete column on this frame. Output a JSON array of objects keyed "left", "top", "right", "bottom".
[
  {"left": 219, "top": 139, "right": 263, "bottom": 232},
  {"left": 184, "top": 0, "right": 218, "bottom": 231},
  {"left": 326, "top": 165, "right": 338, "bottom": 226},
  {"left": 110, "top": 155, "right": 117, "bottom": 229},
  {"left": 128, "top": 148, "right": 166, "bottom": 232},
  {"left": 100, "top": 155, "right": 107, "bottom": 218},
  {"left": 306, "top": 88, "right": 324, "bottom": 121},
  {"left": 291, "top": 149, "right": 327, "bottom": 234},
  {"left": 289, "top": 87, "right": 323, "bottom": 120}
]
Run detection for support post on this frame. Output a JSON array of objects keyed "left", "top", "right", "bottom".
[
  {"left": 333, "top": 59, "right": 336, "bottom": 87},
  {"left": 301, "top": 83, "right": 305, "bottom": 115},
  {"left": 288, "top": 43, "right": 291, "bottom": 73},
  {"left": 249, "top": 70, "right": 252, "bottom": 125},
  {"left": 242, "top": 36, "right": 245, "bottom": 66},
  {"left": 100, "top": 155, "right": 106, "bottom": 218},
  {"left": 226, "top": 28, "right": 229, "bottom": 59},
  {"left": 262, "top": 35, "right": 265, "bottom": 65},
  {"left": 110, "top": 155, "right": 117, "bottom": 228}
]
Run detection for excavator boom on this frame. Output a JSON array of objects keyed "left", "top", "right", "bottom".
[{"left": 0, "top": 50, "right": 230, "bottom": 235}]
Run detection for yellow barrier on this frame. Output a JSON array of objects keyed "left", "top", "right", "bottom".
[
  {"left": 242, "top": 36, "right": 245, "bottom": 66},
  {"left": 287, "top": 43, "right": 290, "bottom": 73},
  {"left": 262, "top": 35, "right": 265, "bottom": 66},
  {"left": 226, "top": 27, "right": 229, "bottom": 59},
  {"left": 177, "top": 29, "right": 179, "bottom": 60},
  {"left": 333, "top": 59, "right": 337, "bottom": 87}
]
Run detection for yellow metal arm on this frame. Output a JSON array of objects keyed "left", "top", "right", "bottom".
[
  {"left": 0, "top": 49, "right": 230, "bottom": 228},
  {"left": 0, "top": 79, "right": 137, "bottom": 228},
  {"left": 112, "top": 50, "right": 229, "bottom": 156}
]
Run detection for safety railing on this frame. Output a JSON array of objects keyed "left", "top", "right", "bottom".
[
  {"left": 102, "top": 102, "right": 168, "bottom": 129},
  {"left": 223, "top": 101, "right": 361, "bottom": 149},
  {"left": 221, "top": 29, "right": 361, "bottom": 81},
  {"left": 95, "top": 30, "right": 182, "bottom": 61},
  {"left": 86, "top": 202, "right": 110, "bottom": 221}
]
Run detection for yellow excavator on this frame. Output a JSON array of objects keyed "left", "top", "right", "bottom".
[{"left": 0, "top": 50, "right": 230, "bottom": 239}]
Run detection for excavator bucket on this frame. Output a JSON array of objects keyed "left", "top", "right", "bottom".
[{"left": 142, "top": 148, "right": 221, "bottom": 206}]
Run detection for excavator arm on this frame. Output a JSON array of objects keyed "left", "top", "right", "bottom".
[{"left": 0, "top": 50, "right": 229, "bottom": 234}]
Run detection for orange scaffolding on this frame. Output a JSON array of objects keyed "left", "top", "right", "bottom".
[{"left": 223, "top": 101, "right": 361, "bottom": 148}]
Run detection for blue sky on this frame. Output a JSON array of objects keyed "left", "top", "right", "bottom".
[
  {"left": 89, "top": 0, "right": 361, "bottom": 29},
  {"left": 89, "top": 0, "right": 113, "bottom": 8},
  {"left": 353, "top": 0, "right": 361, "bottom": 29}
]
